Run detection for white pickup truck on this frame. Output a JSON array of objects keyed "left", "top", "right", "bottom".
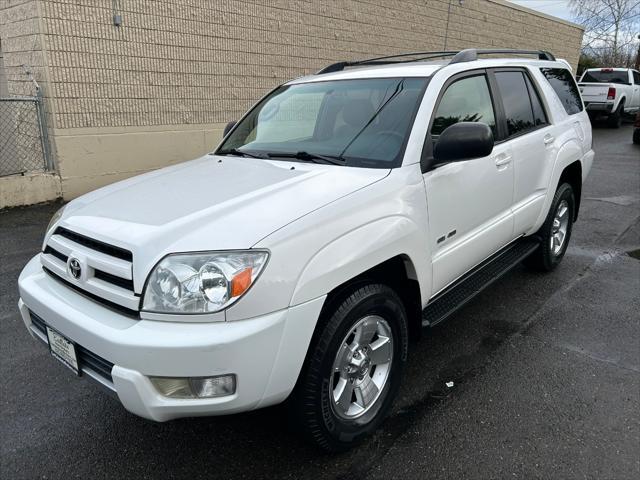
[
  {"left": 18, "top": 49, "right": 594, "bottom": 451},
  {"left": 578, "top": 67, "right": 640, "bottom": 127}
]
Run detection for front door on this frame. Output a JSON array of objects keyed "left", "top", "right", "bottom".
[{"left": 423, "top": 72, "right": 514, "bottom": 295}]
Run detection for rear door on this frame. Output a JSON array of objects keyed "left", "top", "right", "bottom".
[
  {"left": 490, "top": 68, "right": 555, "bottom": 235},
  {"left": 423, "top": 71, "right": 514, "bottom": 294}
]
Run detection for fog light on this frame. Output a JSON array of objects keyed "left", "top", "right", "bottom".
[
  {"left": 150, "top": 377, "right": 192, "bottom": 398},
  {"left": 150, "top": 375, "right": 236, "bottom": 399}
]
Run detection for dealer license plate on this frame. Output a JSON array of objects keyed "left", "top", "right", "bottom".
[{"left": 46, "top": 326, "right": 79, "bottom": 375}]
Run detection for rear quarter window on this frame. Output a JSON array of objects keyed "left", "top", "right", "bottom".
[{"left": 540, "top": 68, "right": 583, "bottom": 115}]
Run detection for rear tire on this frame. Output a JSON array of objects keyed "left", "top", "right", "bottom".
[
  {"left": 525, "top": 183, "right": 575, "bottom": 272},
  {"left": 633, "top": 128, "right": 640, "bottom": 145},
  {"left": 290, "top": 283, "right": 408, "bottom": 452},
  {"left": 607, "top": 102, "right": 624, "bottom": 128}
]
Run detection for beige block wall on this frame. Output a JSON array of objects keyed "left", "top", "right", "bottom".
[
  {"left": 1, "top": 0, "right": 584, "bottom": 204},
  {"left": 54, "top": 122, "right": 226, "bottom": 198}
]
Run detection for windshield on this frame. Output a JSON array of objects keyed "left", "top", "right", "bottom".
[
  {"left": 217, "top": 77, "right": 428, "bottom": 168},
  {"left": 581, "top": 70, "right": 629, "bottom": 85}
]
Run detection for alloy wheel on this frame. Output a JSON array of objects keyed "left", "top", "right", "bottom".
[{"left": 329, "top": 315, "right": 393, "bottom": 420}]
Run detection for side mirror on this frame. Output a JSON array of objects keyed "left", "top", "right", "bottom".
[
  {"left": 223, "top": 121, "right": 237, "bottom": 137},
  {"left": 433, "top": 122, "right": 494, "bottom": 164}
]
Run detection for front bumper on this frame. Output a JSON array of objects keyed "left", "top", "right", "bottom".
[{"left": 18, "top": 255, "right": 324, "bottom": 421}]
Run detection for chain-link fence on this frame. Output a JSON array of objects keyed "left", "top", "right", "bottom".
[{"left": 0, "top": 96, "right": 51, "bottom": 176}]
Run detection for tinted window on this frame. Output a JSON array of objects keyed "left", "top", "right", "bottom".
[
  {"left": 541, "top": 68, "right": 583, "bottom": 115},
  {"left": 431, "top": 75, "right": 496, "bottom": 136},
  {"left": 634, "top": 71, "right": 640, "bottom": 85},
  {"left": 524, "top": 75, "right": 548, "bottom": 126},
  {"left": 581, "top": 70, "right": 629, "bottom": 85},
  {"left": 495, "top": 71, "right": 535, "bottom": 136}
]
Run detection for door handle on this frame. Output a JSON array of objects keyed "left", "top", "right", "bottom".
[
  {"left": 544, "top": 134, "right": 555, "bottom": 145},
  {"left": 494, "top": 154, "right": 511, "bottom": 167}
]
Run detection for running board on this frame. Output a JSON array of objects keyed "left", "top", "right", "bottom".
[{"left": 422, "top": 237, "right": 540, "bottom": 327}]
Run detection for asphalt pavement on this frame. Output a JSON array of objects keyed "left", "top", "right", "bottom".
[{"left": 1, "top": 123, "right": 638, "bottom": 479}]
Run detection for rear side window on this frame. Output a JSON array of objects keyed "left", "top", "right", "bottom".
[
  {"left": 431, "top": 75, "right": 496, "bottom": 137},
  {"left": 495, "top": 71, "right": 535, "bottom": 137},
  {"left": 634, "top": 71, "right": 640, "bottom": 85},
  {"left": 540, "top": 68, "right": 583, "bottom": 115}
]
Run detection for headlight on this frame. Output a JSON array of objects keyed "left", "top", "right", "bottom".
[
  {"left": 46, "top": 204, "right": 66, "bottom": 234},
  {"left": 142, "top": 250, "right": 269, "bottom": 314}
]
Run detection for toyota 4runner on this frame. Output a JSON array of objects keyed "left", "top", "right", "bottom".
[{"left": 18, "top": 49, "right": 594, "bottom": 451}]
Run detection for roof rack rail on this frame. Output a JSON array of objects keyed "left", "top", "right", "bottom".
[
  {"left": 449, "top": 48, "right": 556, "bottom": 63},
  {"left": 316, "top": 48, "right": 556, "bottom": 74},
  {"left": 317, "top": 51, "right": 459, "bottom": 74}
]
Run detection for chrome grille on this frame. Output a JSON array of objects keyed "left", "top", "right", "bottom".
[{"left": 41, "top": 227, "right": 139, "bottom": 314}]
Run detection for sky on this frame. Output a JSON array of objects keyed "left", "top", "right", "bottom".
[{"left": 507, "top": 0, "right": 575, "bottom": 22}]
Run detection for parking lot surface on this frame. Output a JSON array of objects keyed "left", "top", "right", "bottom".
[{"left": 1, "top": 124, "right": 638, "bottom": 479}]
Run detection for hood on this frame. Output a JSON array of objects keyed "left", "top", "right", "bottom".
[{"left": 57, "top": 155, "right": 389, "bottom": 280}]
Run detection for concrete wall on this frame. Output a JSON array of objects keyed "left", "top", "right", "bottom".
[{"left": 0, "top": 0, "right": 584, "bottom": 205}]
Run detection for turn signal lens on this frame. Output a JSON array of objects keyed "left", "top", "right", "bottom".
[
  {"left": 231, "top": 268, "right": 253, "bottom": 297},
  {"left": 190, "top": 376, "right": 236, "bottom": 398},
  {"left": 607, "top": 87, "right": 616, "bottom": 100}
]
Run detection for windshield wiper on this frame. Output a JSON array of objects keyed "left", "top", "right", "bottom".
[
  {"left": 215, "top": 148, "right": 267, "bottom": 159},
  {"left": 266, "top": 151, "right": 346, "bottom": 166},
  {"left": 337, "top": 79, "right": 405, "bottom": 158}
]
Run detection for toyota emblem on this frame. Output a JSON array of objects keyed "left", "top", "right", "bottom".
[{"left": 67, "top": 257, "right": 82, "bottom": 279}]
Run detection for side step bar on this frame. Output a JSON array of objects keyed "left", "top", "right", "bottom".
[{"left": 422, "top": 236, "right": 540, "bottom": 327}]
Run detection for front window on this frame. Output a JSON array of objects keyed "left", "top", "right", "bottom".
[
  {"left": 431, "top": 74, "right": 496, "bottom": 137},
  {"left": 217, "top": 77, "right": 428, "bottom": 168}
]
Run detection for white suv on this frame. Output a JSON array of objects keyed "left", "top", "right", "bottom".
[{"left": 18, "top": 49, "right": 594, "bottom": 451}]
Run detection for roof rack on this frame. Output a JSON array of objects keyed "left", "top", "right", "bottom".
[{"left": 316, "top": 48, "right": 556, "bottom": 74}]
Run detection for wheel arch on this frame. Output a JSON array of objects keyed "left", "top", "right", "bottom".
[
  {"left": 316, "top": 255, "right": 423, "bottom": 342},
  {"left": 286, "top": 254, "right": 422, "bottom": 409},
  {"left": 558, "top": 160, "right": 582, "bottom": 221}
]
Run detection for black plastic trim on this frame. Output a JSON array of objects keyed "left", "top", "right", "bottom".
[
  {"left": 422, "top": 236, "right": 540, "bottom": 327},
  {"left": 54, "top": 227, "right": 133, "bottom": 262},
  {"left": 94, "top": 270, "right": 134, "bottom": 291},
  {"left": 43, "top": 245, "right": 67, "bottom": 263}
]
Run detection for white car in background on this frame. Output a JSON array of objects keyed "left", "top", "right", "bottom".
[
  {"left": 578, "top": 67, "right": 640, "bottom": 127},
  {"left": 18, "top": 49, "right": 594, "bottom": 451}
]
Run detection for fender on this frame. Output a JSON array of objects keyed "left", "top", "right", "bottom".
[
  {"left": 290, "top": 216, "right": 431, "bottom": 307},
  {"left": 529, "top": 137, "right": 583, "bottom": 233},
  {"left": 614, "top": 95, "right": 626, "bottom": 112}
]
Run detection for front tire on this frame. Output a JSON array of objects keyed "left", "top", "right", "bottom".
[
  {"left": 290, "top": 283, "right": 408, "bottom": 451},
  {"left": 525, "top": 182, "right": 575, "bottom": 272}
]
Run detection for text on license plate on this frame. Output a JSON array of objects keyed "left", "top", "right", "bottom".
[{"left": 46, "top": 326, "right": 79, "bottom": 375}]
